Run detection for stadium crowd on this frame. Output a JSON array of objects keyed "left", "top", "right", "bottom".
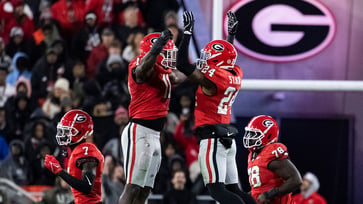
[{"left": 0, "top": 0, "right": 202, "bottom": 203}]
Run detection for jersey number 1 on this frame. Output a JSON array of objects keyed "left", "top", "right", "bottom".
[{"left": 218, "top": 87, "right": 238, "bottom": 115}]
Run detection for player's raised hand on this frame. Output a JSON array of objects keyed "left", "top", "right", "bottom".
[
  {"left": 159, "top": 29, "right": 173, "bottom": 43},
  {"left": 149, "top": 30, "right": 173, "bottom": 55},
  {"left": 44, "top": 154, "right": 63, "bottom": 175},
  {"left": 183, "top": 11, "right": 194, "bottom": 35},
  {"left": 227, "top": 10, "right": 238, "bottom": 35}
]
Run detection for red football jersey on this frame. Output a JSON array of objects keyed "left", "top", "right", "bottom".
[
  {"left": 67, "top": 142, "right": 104, "bottom": 204},
  {"left": 293, "top": 192, "right": 327, "bottom": 204},
  {"left": 195, "top": 65, "right": 243, "bottom": 127},
  {"left": 247, "top": 143, "right": 294, "bottom": 204},
  {"left": 128, "top": 56, "right": 172, "bottom": 120}
]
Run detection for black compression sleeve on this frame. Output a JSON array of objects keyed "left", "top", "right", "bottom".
[
  {"left": 58, "top": 171, "right": 95, "bottom": 194},
  {"left": 177, "top": 34, "right": 196, "bottom": 76}
]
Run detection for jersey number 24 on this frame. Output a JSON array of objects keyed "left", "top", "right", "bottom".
[{"left": 218, "top": 87, "right": 238, "bottom": 115}]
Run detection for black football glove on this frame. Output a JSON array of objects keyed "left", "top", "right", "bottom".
[
  {"left": 183, "top": 11, "right": 194, "bottom": 35},
  {"left": 149, "top": 29, "right": 173, "bottom": 55},
  {"left": 227, "top": 10, "right": 238, "bottom": 35}
]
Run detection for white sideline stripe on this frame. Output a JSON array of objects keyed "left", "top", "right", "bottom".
[{"left": 241, "top": 80, "right": 363, "bottom": 92}]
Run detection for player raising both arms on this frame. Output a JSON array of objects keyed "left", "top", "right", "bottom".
[
  {"left": 176, "top": 11, "right": 256, "bottom": 204},
  {"left": 243, "top": 115, "right": 302, "bottom": 204},
  {"left": 44, "top": 110, "right": 104, "bottom": 204},
  {"left": 119, "top": 30, "right": 178, "bottom": 204}
]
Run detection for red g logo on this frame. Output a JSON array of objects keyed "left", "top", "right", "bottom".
[{"left": 224, "top": 0, "right": 336, "bottom": 62}]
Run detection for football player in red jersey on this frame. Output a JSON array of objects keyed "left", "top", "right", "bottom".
[
  {"left": 119, "top": 29, "right": 178, "bottom": 204},
  {"left": 44, "top": 109, "right": 104, "bottom": 204},
  {"left": 244, "top": 115, "right": 302, "bottom": 204},
  {"left": 177, "top": 11, "right": 256, "bottom": 204}
]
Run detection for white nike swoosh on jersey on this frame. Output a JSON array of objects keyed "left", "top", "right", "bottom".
[
  {"left": 227, "top": 132, "right": 233, "bottom": 136},
  {"left": 85, "top": 175, "right": 92, "bottom": 186}
]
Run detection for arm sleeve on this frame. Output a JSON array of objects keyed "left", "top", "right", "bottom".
[
  {"left": 176, "top": 34, "right": 196, "bottom": 76},
  {"left": 58, "top": 170, "right": 95, "bottom": 194},
  {"left": 58, "top": 156, "right": 99, "bottom": 194}
]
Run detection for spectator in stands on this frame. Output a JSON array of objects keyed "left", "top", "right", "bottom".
[
  {"left": 154, "top": 137, "right": 182, "bottom": 194},
  {"left": 82, "top": 80, "right": 102, "bottom": 113},
  {"left": 5, "top": 91, "right": 32, "bottom": 141},
  {"left": 5, "top": 0, "right": 35, "bottom": 41},
  {"left": 103, "top": 106, "right": 129, "bottom": 162},
  {"left": 0, "top": 37, "right": 12, "bottom": 68},
  {"left": 122, "top": 31, "right": 144, "bottom": 62},
  {"left": 71, "top": 11, "right": 101, "bottom": 62},
  {"left": 86, "top": 28, "right": 115, "bottom": 78},
  {"left": 163, "top": 170, "right": 198, "bottom": 204},
  {"left": 51, "top": 95, "right": 73, "bottom": 128},
  {"left": 5, "top": 27, "right": 26, "bottom": 58},
  {"left": 116, "top": 5, "right": 144, "bottom": 48},
  {"left": 42, "top": 78, "right": 70, "bottom": 119},
  {"left": 144, "top": 0, "right": 179, "bottom": 31},
  {"left": 31, "top": 48, "right": 62, "bottom": 103},
  {"left": 6, "top": 52, "right": 31, "bottom": 87},
  {"left": 70, "top": 60, "right": 87, "bottom": 108},
  {"left": 51, "top": 39, "right": 72, "bottom": 78},
  {"left": 41, "top": 177, "right": 73, "bottom": 204},
  {"left": 293, "top": 172, "right": 327, "bottom": 204},
  {"left": 96, "top": 40, "right": 126, "bottom": 88},
  {"left": 0, "top": 108, "right": 11, "bottom": 143},
  {"left": 24, "top": 120, "right": 50, "bottom": 161},
  {"left": 102, "top": 155, "right": 125, "bottom": 204},
  {"left": 85, "top": 0, "right": 114, "bottom": 27},
  {"left": 173, "top": 97, "right": 201, "bottom": 186},
  {"left": 28, "top": 21, "right": 60, "bottom": 64},
  {"left": 51, "top": 0, "right": 85, "bottom": 38},
  {"left": 29, "top": 141, "right": 56, "bottom": 185},
  {"left": 0, "top": 133, "right": 9, "bottom": 160},
  {"left": 92, "top": 99, "right": 119, "bottom": 150},
  {"left": 0, "top": 65, "right": 15, "bottom": 107},
  {"left": 164, "top": 11, "right": 182, "bottom": 46},
  {"left": 167, "top": 24, "right": 182, "bottom": 47},
  {"left": 0, "top": 140, "right": 31, "bottom": 185}
]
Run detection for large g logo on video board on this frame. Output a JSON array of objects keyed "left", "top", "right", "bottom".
[{"left": 224, "top": 0, "right": 336, "bottom": 62}]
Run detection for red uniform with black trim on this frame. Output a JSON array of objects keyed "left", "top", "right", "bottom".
[
  {"left": 128, "top": 56, "right": 172, "bottom": 120},
  {"left": 293, "top": 192, "right": 327, "bottom": 204},
  {"left": 67, "top": 142, "right": 104, "bottom": 204},
  {"left": 195, "top": 64, "right": 242, "bottom": 127},
  {"left": 247, "top": 143, "right": 294, "bottom": 204}
]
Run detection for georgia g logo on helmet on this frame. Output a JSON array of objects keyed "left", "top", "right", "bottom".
[
  {"left": 212, "top": 43, "right": 224, "bottom": 51},
  {"left": 262, "top": 119, "right": 274, "bottom": 127},
  {"left": 75, "top": 114, "right": 87, "bottom": 123},
  {"left": 150, "top": 38, "right": 158, "bottom": 44}
]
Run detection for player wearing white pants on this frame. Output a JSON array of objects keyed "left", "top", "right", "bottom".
[
  {"left": 199, "top": 138, "right": 238, "bottom": 185},
  {"left": 121, "top": 121, "right": 162, "bottom": 188}
]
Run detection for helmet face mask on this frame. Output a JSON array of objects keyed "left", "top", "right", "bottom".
[
  {"left": 56, "top": 123, "right": 79, "bottom": 146},
  {"left": 243, "top": 128, "right": 264, "bottom": 149},
  {"left": 159, "top": 47, "right": 178, "bottom": 69},
  {"left": 196, "top": 49, "right": 211, "bottom": 70}
]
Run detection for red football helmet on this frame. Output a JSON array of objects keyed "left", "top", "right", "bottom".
[
  {"left": 139, "top": 33, "right": 178, "bottom": 70},
  {"left": 196, "top": 40, "right": 237, "bottom": 70},
  {"left": 56, "top": 110, "right": 94, "bottom": 146},
  {"left": 243, "top": 115, "right": 279, "bottom": 151}
]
